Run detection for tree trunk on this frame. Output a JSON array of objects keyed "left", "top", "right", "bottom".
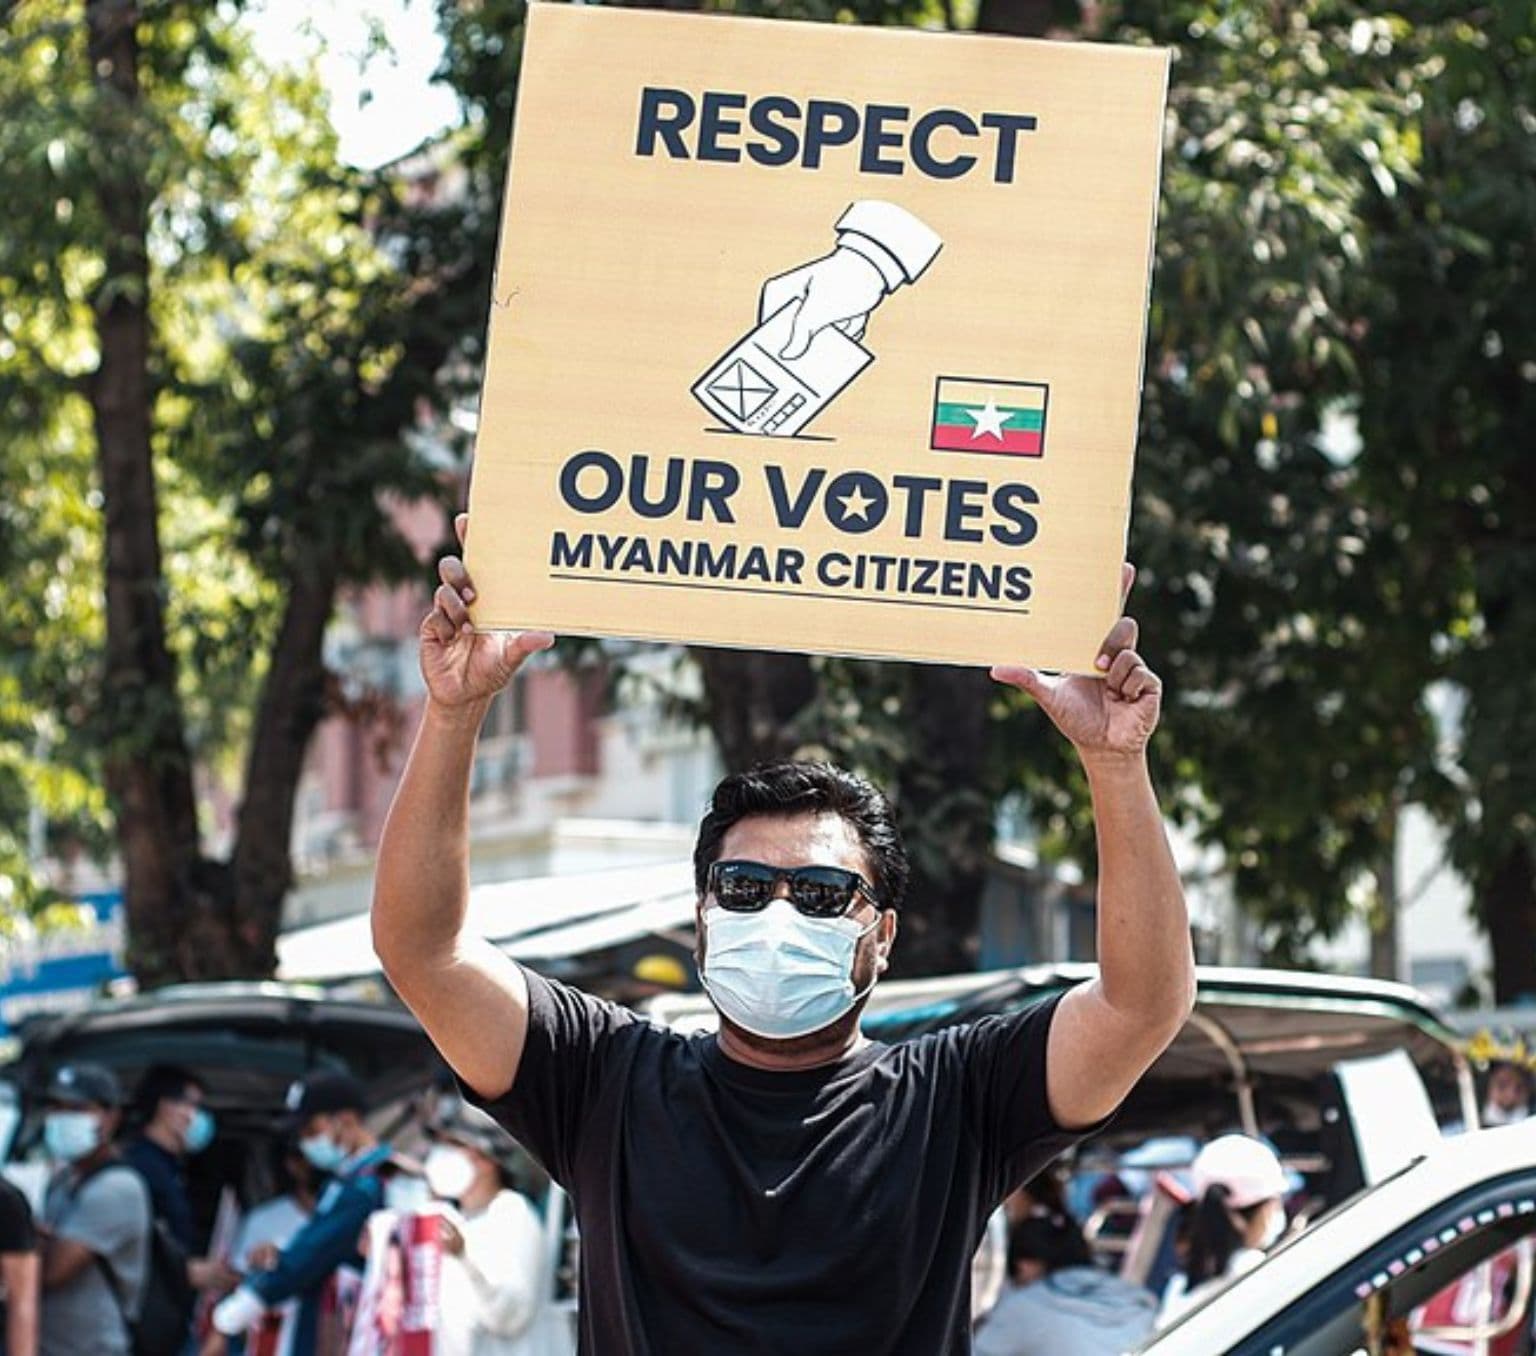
[
  {"left": 86, "top": 0, "right": 205, "bottom": 989},
  {"left": 1487, "top": 841, "right": 1536, "bottom": 1005},
  {"left": 975, "top": 0, "right": 1058, "bottom": 37},
  {"left": 886, "top": 664, "right": 996, "bottom": 977},
  {"left": 1367, "top": 802, "right": 1401, "bottom": 982},
  {"left": 224, "top": 555, "right": 343, "bottom": 978},
  {"left": 689, "top": 647, "right": 818, "bottom": 770}
]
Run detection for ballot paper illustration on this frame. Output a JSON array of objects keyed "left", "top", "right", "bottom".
[{"left": 694, "top": 200, "right": 943, "bottom": 438}]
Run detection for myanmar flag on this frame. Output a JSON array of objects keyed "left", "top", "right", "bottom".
[{"left": 930, "top": 377, "right": 1048, "bottom": 457}]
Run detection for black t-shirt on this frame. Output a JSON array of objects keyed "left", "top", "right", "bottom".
[
  {"left": 466, "top": 966, "right": 1102, "bottom": 1355},
  {"left": 0, "top": 1173, "right": 37, "bottom": 1346}
]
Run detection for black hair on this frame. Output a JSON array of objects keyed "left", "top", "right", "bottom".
[
  {"left": 1181, "top": 1184, "right": 1267, "bottom": 1287},
  {"left": 131, "top": 1064, "right": 204, "bottom": 1121},
  {"left": 693, "top": 761, "right": 910, "bottom": 910},
  {"left": 1008, "top": 1211, "right": 1092, "bottom": 1275}
]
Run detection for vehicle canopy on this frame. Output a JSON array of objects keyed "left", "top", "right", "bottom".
[{"left": 646, "top": 963, "right": 1475, "bottom": 1147}]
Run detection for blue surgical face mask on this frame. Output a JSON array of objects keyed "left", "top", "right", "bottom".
[
  {"left": 699, "top": 899, "right": 882, "bottom": 1041},
  {"left": 299, "top": 1130, "right": 347, "bottom": 1173},
  {"left": 45, "top": 1110, "right": 102, "bottom": 1163},
  {"left": 183, "top": 1107, "right": 215, "bottom": 1155}
]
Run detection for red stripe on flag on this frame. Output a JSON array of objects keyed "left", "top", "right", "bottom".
[{"left": 932, "top": 423, "right": 1043, "bottom": 456}]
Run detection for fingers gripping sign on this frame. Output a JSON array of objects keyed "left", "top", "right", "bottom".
[
  {"left": 990, "top": 563, "right": 1162, "bottom": 760},
  {"left": 421, "top": 513, "right": 555, "bottom": 706}
]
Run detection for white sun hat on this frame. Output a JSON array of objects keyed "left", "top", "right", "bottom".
[{"left": 1190, "top": 1134, "right": 1288, "bottom": 1209}]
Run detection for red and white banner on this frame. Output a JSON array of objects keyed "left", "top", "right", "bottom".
[{"left": 346, "top": 1210, "right": 444, "bottom": 1356}]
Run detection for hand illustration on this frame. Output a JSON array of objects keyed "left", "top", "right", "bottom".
[
  {"left": 759, "top": 247, "right": 888, "bottom": 360},
  {"left": 755, "top": 201, "right": 943, "bottom": 362}
]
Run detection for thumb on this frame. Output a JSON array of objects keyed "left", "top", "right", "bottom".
[
  {"left": 990, "top": 664, "right": 1051, "bottom": 704},
  {"left": 501, "top": 631, "right": 555, "bottom": 673},
  {"left": 779, "top": 296, "right": 819, "bottom": 361}
]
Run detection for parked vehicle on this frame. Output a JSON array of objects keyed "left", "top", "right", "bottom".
[{"left": 1137, "top": 1118, "right": 1536, "bottom": 1354}]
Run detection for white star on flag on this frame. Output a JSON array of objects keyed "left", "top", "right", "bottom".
[
  {"left": 965, "top": 398, "right": 1013, "bottom": 441},
  {"left": 836, "top": 486, "right": 876, "bottom": 522}
]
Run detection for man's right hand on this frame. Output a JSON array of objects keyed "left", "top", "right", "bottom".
[{"left": 421, "top": 513, "right": 554, "bottom": 708}]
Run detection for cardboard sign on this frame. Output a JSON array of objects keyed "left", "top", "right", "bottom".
[{"left": 466, "top": 4, "right": 1168, "bottom": 671}]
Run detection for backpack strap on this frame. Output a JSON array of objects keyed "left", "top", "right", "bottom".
[{"left": 64, "top": 1159, "right": 145, "bottom": 1331}]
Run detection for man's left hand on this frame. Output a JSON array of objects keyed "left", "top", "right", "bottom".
[{"left": 990, "top": 563, "right": 1161, "bottom": 762}]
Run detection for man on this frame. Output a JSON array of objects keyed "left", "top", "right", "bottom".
[
  {"left": 372, "top": 515, "right": 1194, "bottom": 1353},
  {"left": 209, "top": 1072, "right": 390, "bottom": 1356},
  {"left": 0, "top": 1169, "right": 39, "bottom": 1356},
  {"left": 37, "top": 1064, "right": 150, "bottom": 1356},
  {"left": 121, "top": 1064, "right": 237, "bottom": 1305}
]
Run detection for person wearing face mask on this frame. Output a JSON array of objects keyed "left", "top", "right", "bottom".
[
  {"left": 371, "top": 525, "right": 1195, "bottom": 1355},
  {"left": 209, "top": 1072, "right": 389, "bottom": 1356},
  {"left": 1157, "top": 1135, "right": 1290, "bottom": 1326},
  {"left": 37, "top": 1064, "right": 151, "bottom": 1356},
  {"left": 121, "top": 1064, "right": 238, "bottom": 1324},
  {"left": 423, "top": 1098, "right": 567, "bottom": 1356}
]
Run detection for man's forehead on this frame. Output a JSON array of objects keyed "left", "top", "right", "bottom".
[{"left": 717, "top": 812, "right": 869, "bottom": 870}]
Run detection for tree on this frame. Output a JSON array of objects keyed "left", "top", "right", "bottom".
[
  {"left": 1350, "top": 2, "right": 1536, "bottom": 1000},
  {"left": 1, "top": 1, "right": 457, "bottom": 983}
]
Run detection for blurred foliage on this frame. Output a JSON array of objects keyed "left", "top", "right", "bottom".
[
  {"left": 429, "top": 0, "right": 1536, "bottom": 980},
  {"left": 2, "top": 0, "right": 1531, "bottom": 987},
  {"left": 0, "top": 0, "right": 458, "bottom": 977}
]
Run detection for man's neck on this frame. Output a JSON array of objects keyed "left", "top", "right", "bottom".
[
  {"left": 341, "top": 1132, "right": 379, "bottom": 1162},
  {"left": 144, "top": 1122, "right": 181, "bottom": 1156},
  {"left": 715, "top": 1020, "right": 868, "bottom": 1072},
  {"left": 71, "top": 1145, "right": 115, "bottom": 1178}
]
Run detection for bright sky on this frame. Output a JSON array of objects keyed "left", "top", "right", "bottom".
[{"left": 245, "top": 0, "right": 462, "bottom": 168}]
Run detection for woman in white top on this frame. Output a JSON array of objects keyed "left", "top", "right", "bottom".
[
  {"left": 422, "top": 1101, "right": 569, "bottom": 1356},
  {"left": 1158, "top": 1135, "right": 1289, "bottom": 1326}
]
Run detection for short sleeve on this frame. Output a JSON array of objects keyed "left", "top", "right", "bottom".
[
  {"left": 58, "top": 1168, "right": 149, "bottom": 1259},
  {"left": 0, "top": 1180, "right": 35, "bottom": 1252},
  {"left": 460, "top": 965, "right": 642, "bottom": 1187},
  {"left": 959, "top": 993, "right": 1113, "bottom": 1202}
]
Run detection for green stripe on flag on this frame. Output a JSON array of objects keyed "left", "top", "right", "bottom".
[{"left": 933, "top": 402, "right": 1044, "bottom": 431}]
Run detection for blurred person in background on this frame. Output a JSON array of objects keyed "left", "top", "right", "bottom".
[
  {"left": 1157, "top": 1135, "right": 1288, "bottom": 1325},
  {"left": 212, "top": 1141, "right": 320, "bottom": 1356},
  {"left": 121, "top": 1064, "right": 239, "bottom": 1314},
  {"left": 424, "top": 1097, "right": 566, "bottom": 1356},
  {"left": 37, "top": 1064, "right": 150, "bottom": 1356},
  {"left": 1482, "top": 1060, "right": 1534, "bottom": 1126},
  {"left": 0, "top": 1171, "right": 38, "bottom": 1356},
  {"left": 974, "top": 1208, "right": 1156, "bottom": 1356},
  {"left": 209, "top": 1072, "right": 389, "bottom": 1356}
]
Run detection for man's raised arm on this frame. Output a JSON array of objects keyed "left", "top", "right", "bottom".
[
  {"left": 991, "top": 564, "right": 1196, "bottom": 1129},
  {"left": 371, "top": 514, "right": 554, "bottom": 1101}
]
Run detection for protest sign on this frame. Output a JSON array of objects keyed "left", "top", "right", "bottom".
[{"left": 466, "top": 3, "right": 1168, "bottom": 671}]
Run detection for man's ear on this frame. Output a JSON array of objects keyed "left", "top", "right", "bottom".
[{"left": 877, "top": 910, "right": 899, "bottom": 972}]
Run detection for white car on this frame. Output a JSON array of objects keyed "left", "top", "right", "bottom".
[{"left": 1140, "top": 1119, "right": 1536, "bottom": 1356}]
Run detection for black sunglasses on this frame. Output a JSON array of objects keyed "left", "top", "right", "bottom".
[{"left": 707, "top": 859, "right": 879, "bottom": 918}]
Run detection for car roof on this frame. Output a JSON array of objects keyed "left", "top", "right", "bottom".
[
  {"left": 1, "top": 981, "right": 442, "bottom": 1132},
  {"left": 1140, "top": 1119, "right": 1536, "bottom": 1352}
]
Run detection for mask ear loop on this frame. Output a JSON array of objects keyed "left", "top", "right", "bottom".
[{"left": 846, "top": 910, "right": 890, "bottom": 1004}]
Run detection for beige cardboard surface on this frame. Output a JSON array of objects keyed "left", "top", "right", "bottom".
[{"left": 466, "top": 3, "right": 1168, "bottom": 672}]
